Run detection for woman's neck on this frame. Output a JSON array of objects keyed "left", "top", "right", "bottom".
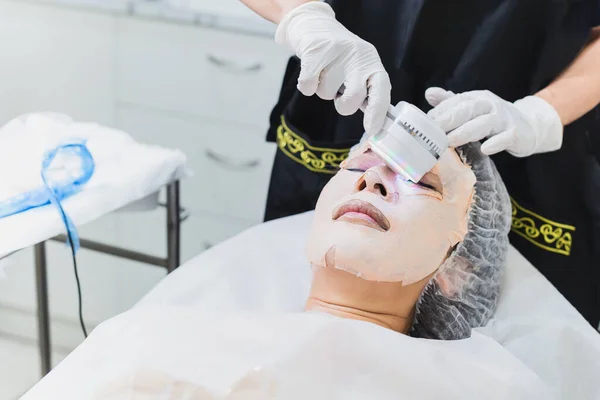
[{"left": 305, "top": 265, "right": 432, "bottom": 334}]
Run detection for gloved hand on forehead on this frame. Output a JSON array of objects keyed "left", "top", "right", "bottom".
[
  {"left": 275, "top": 2, "right": 392, "bottom": 136},
  {"left": 425, "top": 87, "right": 563, "bottom": 157}
]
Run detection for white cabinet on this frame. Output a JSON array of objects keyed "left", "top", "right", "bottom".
[
  {"left": 111, "top": 15, "right": 290, "bottom": 317},
  {"left": 115, "top": 14, "right": 290, "bottom": 225},
  {"left": 116, "top": 17, "right": 289, "bottom": 129},
  {"left": 116, "top": 104, "right": 277, "bottom": 222}
]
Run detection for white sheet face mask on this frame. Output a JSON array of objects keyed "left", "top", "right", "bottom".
[{"left": 306, "top": 144, "right": 476, "bottom": 284}]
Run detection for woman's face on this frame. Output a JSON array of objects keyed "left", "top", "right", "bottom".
[{"left": 306, "top": 144, "right": 476, "bottom": 284}]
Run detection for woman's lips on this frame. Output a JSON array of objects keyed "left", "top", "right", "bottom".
[{"left": 332, "top": 199, "right": 391, "bottom": 232}]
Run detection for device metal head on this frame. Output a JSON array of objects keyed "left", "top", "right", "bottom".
[{"left": 368, "top": 102, "right": 448, "bottom": 183}]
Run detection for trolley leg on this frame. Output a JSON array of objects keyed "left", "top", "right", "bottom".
[
  {"left": 166, "top": 181, "right": 181, "bottom": 273},
  {"left": 34, "top": 242, "right": 51, "bottom": 376}
]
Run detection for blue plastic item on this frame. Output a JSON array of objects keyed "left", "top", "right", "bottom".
[{"left": 0, "top": 139, "right": 95, "bottom": 253}]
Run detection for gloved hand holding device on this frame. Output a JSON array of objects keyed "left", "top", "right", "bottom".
[
  {"left": 274, "top": 1, "right": 392, "bottom": 136},
  {"left": 425, "top": 88, "right": 564, "bottom": 157}
]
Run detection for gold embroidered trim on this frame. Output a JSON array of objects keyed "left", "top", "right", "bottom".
[
  {"left": 276, "top": 115, "right": 350, "bottom": 174},
  {"left": 511, "top": 197, "right": 575, "bottom": 256}
]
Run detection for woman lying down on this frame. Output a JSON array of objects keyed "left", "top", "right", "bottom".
[{"left": 25, "top": 143, "right": 553, "bottom": 399}]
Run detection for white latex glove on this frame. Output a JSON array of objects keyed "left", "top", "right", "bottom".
[
  {"left": 275, "top": 2, "right": 391, "bottom": 136},
  {"left": 425, "top": 87, "right": 563, "bottom": 157}
]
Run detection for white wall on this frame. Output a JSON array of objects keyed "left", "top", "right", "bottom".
[{"left": 0, "top": 1, "right": 116, "bottom": 125}]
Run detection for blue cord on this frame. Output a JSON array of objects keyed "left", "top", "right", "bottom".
[
  {"left": 40, "top": 140, "right": 94, "bottom": 338},
  {"left": 0, "top": 140, "right": 95, "bottom": 251},
  {"left": 40, "top": 141, "right": 95, "bottom": 254},
  {"left": 1, "top": 140, "right": 96, "bottom": 338}
]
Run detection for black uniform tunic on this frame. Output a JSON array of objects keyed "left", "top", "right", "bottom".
[{"left": 264, "top": 0, "right": 600, "bottom": 326}]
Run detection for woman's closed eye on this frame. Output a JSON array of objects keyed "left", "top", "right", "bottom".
[
  {"left": 416, "top": 181, "right": 436, "bottom": 191},
  {"left": 418, "top": 172, "right": 443, "bottom": 193}
]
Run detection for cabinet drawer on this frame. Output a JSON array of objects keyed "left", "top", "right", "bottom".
[
  {"left": 114, "top": 209, "right": 255, "bottom": 310},
  {"left": 116, "top": 104, "right": 276, "bottom": 221},
  {"left": 116, "top": 208, "right": 255, "bottom": 262},
  {"left": 116, "top": 17, "right": 290, "bottom": 129}
]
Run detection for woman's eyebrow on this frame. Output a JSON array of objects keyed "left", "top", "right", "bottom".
[{"left": 345, "top": 149, "right": 378, "bottom": 165}]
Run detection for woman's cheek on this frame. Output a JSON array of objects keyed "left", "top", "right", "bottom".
[
  {"left": 384, "top": 200, "right": 429, "bottom": 228},
  {"left": 321, "top": 173, "right": 346, "bottom": 196}
]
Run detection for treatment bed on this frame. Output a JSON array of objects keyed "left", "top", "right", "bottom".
[{"left": 21, "top": 212, "right": 600, "bottom": 399}]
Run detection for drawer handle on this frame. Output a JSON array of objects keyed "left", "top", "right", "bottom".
[
  {"left": 205, "top": 149, "right": 261, "bottom": 170},
  {"left": 206, "top": 54, "right": 263, "bottom": 74}
]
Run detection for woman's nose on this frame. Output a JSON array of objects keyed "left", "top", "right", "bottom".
[{"left": 355, "top": 170, "right": 391, "bottom": 199}]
